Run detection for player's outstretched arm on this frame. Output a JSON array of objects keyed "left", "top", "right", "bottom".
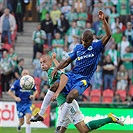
[{"left": 99, "top": 10, "right": 112, "bottom": 46}]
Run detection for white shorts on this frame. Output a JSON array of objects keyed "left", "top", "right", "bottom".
[{"left": 56, "top": 100, "right": 84, "bottom": 128}]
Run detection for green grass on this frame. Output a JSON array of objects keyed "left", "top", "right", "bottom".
[{"left": 0, "top": 127, "right": 132, "bottom": 133}]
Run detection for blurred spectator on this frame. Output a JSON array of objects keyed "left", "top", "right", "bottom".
[
  {"left": 92, "top": 1, "right": 104, "bottom": 22},
  {"left": 109, "top": 6, "right": 119, "bottom": 26},
  {"left": 41, "top": 12, "right": 54, "bottom": 47},
  {"left": 32, "top": 24, "right": 46, "bottom": 60},
  {"left": 61, "top": 1, "right": 71, "bottom": 18},
  {"left": 8, "top": 47, "right": 18, "bottom": 68},
  {"left": 103, "top": 0, "right": 113, "bottom": 17},
  {"left": 13, "top": 58, "right": 24, "bottom": 79},
  {"left": 125, "top": 94, "right": 133, "bottom": 105},
  {"left": 118, "top": 35, "right": 130, "bottom": 58},
  {"left": 77, "top": 8, "right": 88, "bottom": 29},
  {"left": 112, "top": 26, "right": 123, "bottom": 45},
  {"left": 124, "top": 22, "right": 133, "bottom": 45},
  {"left": 0, "top": 8, "right": 16, "bottom": 45},
  {"left": 40, "top": 71, "right": 48, "bottom": 89},
  {"left": 65, "top": 20, "right": 80, "bottom": 46},
  {"left": 69, "top": 35, "right": 79, "bottom": 52},
  {"left": 50, "top": 4, "right": 61, "bottom": 30},
  {"left": 116, "top": 65, "right": 128, "bottom": 90},
  {"left": 39, "top": 84, "right": 49, "bottom": 101},
  {"left": 86, "top": 22, "right": 95, "bottom": 34},
  {"left": 52, "top": 32, "right": 64, "bottom": 61},
  {"left": 7, "top": 0, "right": 13, "bottom": 13},
  {"left": 36, "top": 0, "right": 45, "bottom": 21},
  {"left": 1, "top": 36, "right": 12, "bottom": 52},
  {"left": 113, "top": 93, "right": 122, "bottom": 103},
  {"left": 117, "top": 0, "right": 131, "bottom": 25},
  {"left": 67, "top": 7, "right": 78, "bottom": 24},
  {"left": 0, "top": 0, "right": 4, "bottom": 16},
  {"left": 97, "top": 24, "right": 106, "bottom": 39},
  {"left": 0, "top": 50, "right": 13, "bottom": 93},
  {"left": 102, "top": 55, "right": 115, "bottom": 90},
  {"left": 32, "top": 52, "right": 42, "bottom": 78},
  {"left": 91, "top": 65, "right": 102, "bottom": 90},
  {"left": 56, "top": 13, "right": 69, "bottom": 37},
  {"left": 62, "top": 46, "right": 72, "bottom": 72},
  {"left": 74, "top": 0, "right": 86, "bottom": 13},
  {"left": 111, "top": 17, "right": 123, "bottom": 34},
  {"left": 104, "top": 43, "right": 119, "bottom": 66},
  {"left": 93, "top": 16, "right": 102, "bottom": 37},
  {"left": 122, "top": 46, "right": 133, "bottom": 80},
  {"left": 12, "top": 0, "right": 25, "bottom": 32}
]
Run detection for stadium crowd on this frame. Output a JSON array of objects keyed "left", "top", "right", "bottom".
[{"left": 0, "top": 0, "right": 133, "bottom": 104}]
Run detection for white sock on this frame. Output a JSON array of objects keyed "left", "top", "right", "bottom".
[
  {"left": 60, "top": 102, "right": 71, "bottom": 123},
  {"left": 39, "top": 90, "right": 54, "bottom": 116},
  {"left": 26, "top": 124, "right": 31, "bottom": 133}
]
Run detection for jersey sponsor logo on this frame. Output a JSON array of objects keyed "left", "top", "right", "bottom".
[
  {"left": 77, "top": 53, "right": 94, "bottom": 60},
  {"left": 88, "top": 46, "right": 93, "bottom": 51},
  {"left": 81, "top": 80, "right": 87, "bottom": 86},
  {"left": 20, "top": 89, "right": 31, "bottom": 92}
]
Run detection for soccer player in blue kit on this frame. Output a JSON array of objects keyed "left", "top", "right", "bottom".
[
  {"left": 8, "top": 69, "right": 38, "bottom": 133},
  {"left": 51, "top": 10, "right": 112, "bottom": 125}
]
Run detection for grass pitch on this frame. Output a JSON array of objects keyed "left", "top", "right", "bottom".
[{"left": 1, "top": 127, "right": 132, "bottom": 133}]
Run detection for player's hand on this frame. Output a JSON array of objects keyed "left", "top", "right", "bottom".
[
  {"left": 51, "top": 68, "right": 58, "bottom": 79},
  {"left": 52, "top": 52, "right": 57, "bottom": 60},
  {"left": 15, "top": 97, "right": 21, "bottom": 102},
  {"left": 98, "top": 10, "right": 105, "bottom": 20},
  {"left": 29, "top": 95, "right": 35, "bottom": 100},
  {"left": 51, "top": 92, "right": 59, "bottom": 101}
]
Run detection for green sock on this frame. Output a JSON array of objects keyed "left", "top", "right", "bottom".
[{"left": 86, "top": 117, "right": 113, "bottom": 131}]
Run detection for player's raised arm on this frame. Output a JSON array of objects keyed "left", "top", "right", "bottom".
[{"left": 99, "top": 10, "right": 112, "bottom": 46}]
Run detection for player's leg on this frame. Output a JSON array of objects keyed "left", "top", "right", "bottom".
[
  {"left": 17, "top": 117, "right": 24, "bottom": 132},
  {"left": 59, "top": 79, "right": 89, "bottom": 123},
  {"left": 30, "top": 82, "right": 59, "bottom": 122},
  {"left": 25, "top": 113, "right": 32, "bottom": 133},
  {"left": 75, "top": 113, "right": 124, "bottom": 133}
]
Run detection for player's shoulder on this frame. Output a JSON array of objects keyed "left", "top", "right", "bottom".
[
  {"left": 14, "top": 79, "right": 20, "bottom": 85},
  {"left": 74, "top": 44, "right": 83, "bottom": 50}
]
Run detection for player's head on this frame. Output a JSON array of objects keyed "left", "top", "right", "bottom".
[
  {"left": 81, "top": 29, "right": 93, "bottom": 48},
  {"left": 21, "top": 69, "right": 29, "bottom": 76},
  {"left": 40, "top": 55, "right": 52, "bottom": 71}
]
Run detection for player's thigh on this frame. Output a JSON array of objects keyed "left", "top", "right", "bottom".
[
  {"left": 75, "top": 121, "right": 90, "bottom": 133},
  {"left": 25, "top": 113, "right": 32, "bottom": 124}
]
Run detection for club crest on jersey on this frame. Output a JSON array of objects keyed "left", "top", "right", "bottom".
[{"left": 88, "top": 46, "right": 93, "bottom": 51}]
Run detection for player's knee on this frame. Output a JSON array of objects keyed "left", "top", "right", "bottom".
[
  {"left": 66, "top": 94, "right": 75, "bottom": 103},
  {"left": 26, "top": 120, "right": 31, "bottom": 124}
]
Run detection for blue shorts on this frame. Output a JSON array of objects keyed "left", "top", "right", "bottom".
[
  {"left": 16, "top": 102, "right": 32, "bottom": 118},
  {"left": 61, "top": 72, "right": 90, "bottom": 95}
]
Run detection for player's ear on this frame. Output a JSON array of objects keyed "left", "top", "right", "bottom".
[{"left": 81, "top": 39, "right": 84, "bottom": 44}]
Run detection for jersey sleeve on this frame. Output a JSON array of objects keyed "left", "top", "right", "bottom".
[
  {"left": 10, "top": 80, "right": 18, "bottom": 91},
  {"left": 55, "top": 70, "right": 65, "bottom": 79},
  {"left": 93, "top": 40, "right": 104, "bottom": 53},
  {"left": 68, "top": 45, "right": 79, "bottom": 60}
]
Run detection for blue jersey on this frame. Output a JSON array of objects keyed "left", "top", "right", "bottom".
[
  {"left": 68, "top": 40, "right": 103, "bottom": 81},
  {"left": 10, "top": 79, "right": 36, "bottom": 105}
]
